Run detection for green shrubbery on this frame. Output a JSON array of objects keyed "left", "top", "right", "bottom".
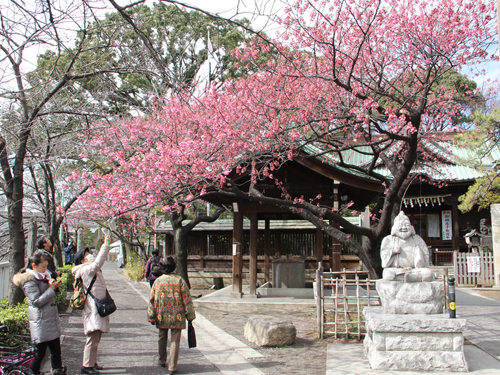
[
  {"left": 0, "top": 299, "right": 29, "bottom": 345},
  {"left": 124, "top": 252, "right": 145, "bottom": 281},
  {"left": 56, "top": 264, "right": 75, "bottom": 308}
]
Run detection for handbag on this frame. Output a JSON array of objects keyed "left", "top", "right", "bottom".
[
  {"left": 187, "top": 320, "right": 196, "bottom": 348},
  {"left": 90, "top": 290, "right": 116, "bottom": 317},
  {"left": 88, "top": 288, "right": 117, "bottom": 317}
]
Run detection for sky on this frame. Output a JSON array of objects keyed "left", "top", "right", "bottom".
[
  {"left": 2, "top": 0, "right": 498, "bottom": 91},
  {"left": 143, "top": 0, "right": 499, "bottom": 85},
  {"left": 142, "top": 0, "right": 285, "bottom": 33}
]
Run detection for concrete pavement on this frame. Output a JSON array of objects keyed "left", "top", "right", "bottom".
[
  {"left": 47, "top": 262, "right": 264, "bottom": 374},
  {"left": 194, "top": 281, "right": 500, "bottom": 375},
  {"left": 326, "top": 287, "right": 500, "bottom": 375},
  {"left": 46, "top": 262, "right": 500, "bottom": 374}
]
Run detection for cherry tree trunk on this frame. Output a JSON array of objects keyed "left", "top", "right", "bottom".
[
  {"left": 173, "top": 227, "right": 190, "bottom": 288},
  {"left": 7, "top": 190, "right": 27, "bottom": 305}
]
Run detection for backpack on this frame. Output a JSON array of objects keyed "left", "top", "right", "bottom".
[
  {"left": 150, "top": 256, "right": 162, "bottom": 277},
  {"left": 69, "top": 275, "right": 96, "bottom": 310}
]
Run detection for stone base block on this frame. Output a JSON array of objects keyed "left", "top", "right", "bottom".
[
  {"left": 376, "top": 279, "right": 444, "bottom": 314},
  {"left": 244, "top": 315, "right": 296, "bottom": 347},
  {"left": 363, "top": 306, "right": 468, "bottom": 372}
]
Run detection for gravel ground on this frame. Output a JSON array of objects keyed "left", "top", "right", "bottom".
[{"left": 192, "top": 287, "right": 327, "bottom": 375}]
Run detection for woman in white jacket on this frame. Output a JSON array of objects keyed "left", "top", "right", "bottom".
[{"left": 72, "top": 236, "right": 111, "bottom": 375}]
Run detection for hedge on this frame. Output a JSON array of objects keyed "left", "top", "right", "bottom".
[{"left": 0, "top": 299, "right": 29, "bottom": 345}]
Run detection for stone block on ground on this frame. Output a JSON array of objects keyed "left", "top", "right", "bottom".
[{"left": 244, "top": 315, "right": 296, "bottom": 347}]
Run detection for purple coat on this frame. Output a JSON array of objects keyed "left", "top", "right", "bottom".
[{"left": 144, "top": 255, "right": 160, "bottom": 282}]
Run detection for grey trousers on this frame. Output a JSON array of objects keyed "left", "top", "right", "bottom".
[
  {"left": 83, "top": 330, "right": 102, "bottom": 368},
  {"left": 158, "top": 328, "right": 182, "bottom": 371}
]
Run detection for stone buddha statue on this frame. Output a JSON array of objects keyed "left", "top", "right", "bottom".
[{"left": 380, "top": 212, "right": 433, "bottom": 282}]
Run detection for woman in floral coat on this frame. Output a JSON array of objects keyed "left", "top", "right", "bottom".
[{"left": 148, "top": 256, "right": 195, "bottom": 375}]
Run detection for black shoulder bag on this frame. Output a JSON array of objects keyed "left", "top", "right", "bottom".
[{"left": 87, "top": 274, "right": 117, "bottom": 317}]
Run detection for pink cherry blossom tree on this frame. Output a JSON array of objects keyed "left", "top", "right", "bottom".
[{"left": 75, "top": 0, "right": 497, "bottom": 278}]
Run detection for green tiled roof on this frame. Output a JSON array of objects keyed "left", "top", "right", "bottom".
[
  {"left": 301, "top": 144, "right": 382, "bottom": 182},
  {"left": 301, "top": 138, "right": 500, "bottom": 183}
]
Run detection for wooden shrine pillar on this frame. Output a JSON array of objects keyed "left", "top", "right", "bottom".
[
  {"left": 316, "top": 227, "right": 324, "bottom": 266},
  {"left": 249, "top": 212, "right": 258, "bottom": 296},
  {"left": 452, "top": 197, "right": 460, "bottom": 250},
  {"left": 275, "top": 232, "right": 281, "bottom": 257},
  {"left": 264, "top": 219, "right": 270, "bottom": 283},
  {"left": 232, "top": 211, "right": 243, "bottom": 297},
  {"left": 331, "top": 181, "right": 342, "bottom": 271},
  {"left": 330, "top": 221, "right": 342, "bottom": 271},
  {"left": 199, "top": 233, "right": 207, "bottom": 269}
]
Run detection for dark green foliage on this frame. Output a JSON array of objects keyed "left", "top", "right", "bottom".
[
  {"left": 458, "top": 176, "right": 500, "bottom": 212},
  {"left": 0, "top": 299, "right": 29, "bottom": 345},
  {"left": 55, "top": 265, "right": 75, "bottom": 308},
  {"left": 28, "top": 2, "right": 255, "bottom": 117}
]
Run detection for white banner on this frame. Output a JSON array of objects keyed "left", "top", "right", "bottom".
[
  {"left": 442, "top": 210, "right": 452, "bottom": 241},
  {"left": 467, "top": 256, "right": 481, "bottom": 273}
]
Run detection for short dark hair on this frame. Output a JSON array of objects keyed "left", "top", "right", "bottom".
[
  {"left": 159, "top": 256, "right": 176, "bottom": 274},
  {"left": 36, "top": 237, "right": 48, "bottom": 249},
  {"left": 152, "top": 248, "right": 159, "bottom": 256}
]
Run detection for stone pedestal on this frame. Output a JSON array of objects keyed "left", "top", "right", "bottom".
[
  {"left": 363, "top": 306, "right": 468, "bottom": 372},
  {"left": 376, "top": 279, "right": 444, "bottom": 314}
]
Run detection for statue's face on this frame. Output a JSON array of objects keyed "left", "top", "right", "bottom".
[{"left": 393, "top": 218, "right": 415, "bottom": 240}]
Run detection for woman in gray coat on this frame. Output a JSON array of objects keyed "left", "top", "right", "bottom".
[{"left": 13, "top": 250, "right": 67, "bottom": 375}]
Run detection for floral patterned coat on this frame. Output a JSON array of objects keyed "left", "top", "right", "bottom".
[{"left": 148, "top": 274, "right": 195, "bottom": 329}]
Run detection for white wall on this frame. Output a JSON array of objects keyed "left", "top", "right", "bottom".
[{"left": 0, "top": 262, "right": 10, "bottom": 300}]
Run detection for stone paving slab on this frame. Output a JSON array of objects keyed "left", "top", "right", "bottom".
[
  {"left": 455, "top": 288, "right": 500, "bottom": 361},
  {"left": 327, "top": 342, "right": 500, "bottom": 375}
]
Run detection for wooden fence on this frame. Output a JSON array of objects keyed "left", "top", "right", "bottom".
[
  {"left": 453, "top": 250, "right": 495, "bottom": 286},
  {"left": 315, "top": 266, "right": 380, "bottom": 340}
]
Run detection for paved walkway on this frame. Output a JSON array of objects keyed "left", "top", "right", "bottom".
[
  {"left": 44, "top": 262, "right": 500, "bottom": 374},
  {"left": 46, "top": 262, "right": 264, "bottom": 374}
]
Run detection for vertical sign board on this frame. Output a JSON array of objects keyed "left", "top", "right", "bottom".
[
  {"left": 442, "top": 210, "right": 452, "bottom": 241},
  {"left": 467, "top": 256, "right": 481, "bottom": 273}
]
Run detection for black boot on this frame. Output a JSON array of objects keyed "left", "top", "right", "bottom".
[
  {"left": 81, "top": 367, "right": 99, "bottom": 374},
  {"left": 51, "top": 366, "right": 67, "bottom": 375}
]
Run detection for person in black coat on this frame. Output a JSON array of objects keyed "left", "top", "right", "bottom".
[{"left": 37, "top": 236, "right": 62, "bottom": 279}]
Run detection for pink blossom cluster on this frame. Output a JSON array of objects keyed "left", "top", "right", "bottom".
[{"left": 70, "top": 0, "right": 495, "bottom": 223}]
